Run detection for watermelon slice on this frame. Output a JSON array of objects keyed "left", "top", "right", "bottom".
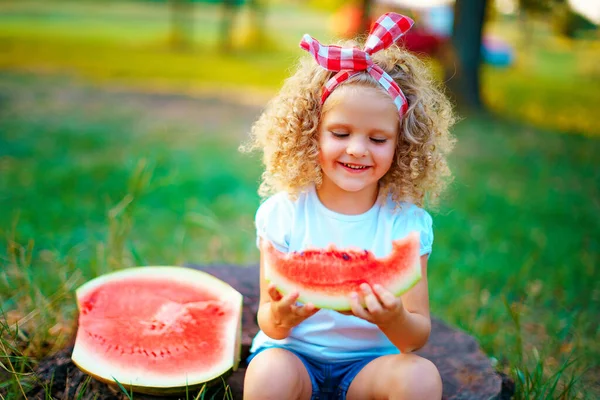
[
  {"left": 71, "top": 266, "right": 242, "bottom": 395},
  {"left": 262, "top": 231, "right": 422, "bottom": 310}
]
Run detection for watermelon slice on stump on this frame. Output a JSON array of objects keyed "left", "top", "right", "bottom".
[
  {"left": 71, "top": 266, "right": 243, "bottom": 395},
  {"left": 262, "top": 231, "right": 422, "bottom": 310}
]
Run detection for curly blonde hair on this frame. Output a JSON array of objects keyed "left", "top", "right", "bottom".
[{"left": 240, "top": 40, "right": 457, "bottom": 208}]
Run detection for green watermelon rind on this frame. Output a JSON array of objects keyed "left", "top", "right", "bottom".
[
  {"left": 73, "top": 364, "right": 234, "bottom": 396},
  {"left": 72, "top": 266, "right": 243, "bottom": 395}
]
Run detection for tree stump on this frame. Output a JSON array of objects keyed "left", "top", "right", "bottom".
[{"left": 32, "top": 264, "right": 514, "bottom": 400}]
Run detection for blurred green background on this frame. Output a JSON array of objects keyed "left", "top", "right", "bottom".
[{"left": 0, "top": 0, "right": 598, "bottom": 398}]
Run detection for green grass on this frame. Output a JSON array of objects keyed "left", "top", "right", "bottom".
[
  {"left": 430, "top": 114, "right": 599, "bottom": 398},
  {"left": 1, "top": 71, "right": 598, "bottom": 399},
  {"left": 1, "top": 1, "right": 599, "bottom": 398},
  {"left": 0, "top": 0, "right": 332, "bottom": 92},
  {"left": 0, "top": 74, "right": 262, "bottom": 268},
  {"left": 482, "top": 15, "right": 600, "bottom": 136},
  {"left": 0, "top": 73, "right": 260, "bottom": 398},
  {"left": 0, "top": 1, "right": 598, "bottom": 136}
]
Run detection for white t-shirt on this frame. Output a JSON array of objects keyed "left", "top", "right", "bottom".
[{"left": 250, "top": 185, "right": 434, "bottom": 362}]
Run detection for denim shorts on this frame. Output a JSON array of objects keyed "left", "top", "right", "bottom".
[{"left": 247, "top": 346, "right": 378, "bottom": 400}]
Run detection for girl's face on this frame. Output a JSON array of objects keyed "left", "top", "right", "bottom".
[{"left": 317, "top": 85, "right": 399, "bottom": 201}]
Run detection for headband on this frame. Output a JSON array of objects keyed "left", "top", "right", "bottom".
[{"left": 300, "top": 12, "right": 414, "bottom": 118}]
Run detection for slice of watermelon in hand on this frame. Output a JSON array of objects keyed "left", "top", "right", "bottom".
[{"left": 261, "top": 232, "right": 422, "bottom": 311}]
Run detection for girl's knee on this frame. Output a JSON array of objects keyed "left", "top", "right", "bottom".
[
  {"left": 389, "top": 356, "right": 442, "bottom": 400},
  {"left": 243, "top": 348, "right": 312, "bottom": 400}
]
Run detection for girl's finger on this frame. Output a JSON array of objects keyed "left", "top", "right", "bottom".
[
  {"left": 278, "top": 291, "right": 300, "bottom": 309},
  {"left": 267, "top": 284, "right": 283, "bottom": 301},
  {"left": 361, "top": 284, "right": 383, "bottom": 315},
  {"left": 308, "top": 305, "right": 320, "bottom": 317},
  {"left": 294, "top": 303, "right": 317, "bottom": 318},
  {"left": 350, "top": 292, "right": 372, "bottom": 321},
  {"left": 373, "top": 284, "right": 398, "bottom": 309}
]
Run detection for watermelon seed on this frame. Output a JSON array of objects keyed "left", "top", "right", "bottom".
[{"left": 342, "top": 253, "right": 350, "bottom": 260}]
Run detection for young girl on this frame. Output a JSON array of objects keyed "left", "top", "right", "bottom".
[{"left": 241, "top": 12, "right": 456, "bottom": 400}]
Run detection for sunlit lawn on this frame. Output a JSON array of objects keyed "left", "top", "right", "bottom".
[
  {"left": 0, "top": 1, "right": 599, "bottom": 135},
  {"left": 1, "top": 1, "right": 599, "bottom": 398},
  {"left": 0, "top": 0, "right": 331, "bottom": 92}
]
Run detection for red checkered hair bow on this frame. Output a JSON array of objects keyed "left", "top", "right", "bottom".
[{"left": 300, "top": 12, "right": 414, "bottom": 117}]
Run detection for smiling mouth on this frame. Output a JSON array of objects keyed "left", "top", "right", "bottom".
[{"left": 339, "top": 162, "right": 371, "bottom": 170}]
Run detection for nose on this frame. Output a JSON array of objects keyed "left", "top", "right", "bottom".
[{"left": 346, "top": 136, "right": 368, "bottom": 157}]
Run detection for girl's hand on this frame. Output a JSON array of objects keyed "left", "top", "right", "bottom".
[
  {"left": 268, "top": 283, "right": 319, "bottom": 329},
  {"left": 349, "top": 283, "right": 407, "bottom": 327}
]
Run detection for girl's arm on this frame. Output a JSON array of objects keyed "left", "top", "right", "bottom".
[
  {"left": 257, "top": 248, "right": 293, "bottom": 339},
  {"left": 378, "top": 255, "right": 432, "bottom": 353},
  {"left": 256, "top": 239, "right": 319, "bottom": 340}
]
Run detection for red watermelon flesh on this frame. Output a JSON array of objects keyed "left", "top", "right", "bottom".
[
  {"left": 262, "top": 231, "right": 422, "bottom": 310},
  {"left": 72, "top": 267, "right": 242, "bottom": 395}
]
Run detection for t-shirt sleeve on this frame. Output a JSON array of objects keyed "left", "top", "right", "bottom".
[
  {"left": 393, "top": 205, "right": 434, "bottom": 257},
  {"left": 415, "top": 209, "right": 434, "bottom": 256},
  {"left": 255, "top": 193, "right": 293, "bottom": 253}
]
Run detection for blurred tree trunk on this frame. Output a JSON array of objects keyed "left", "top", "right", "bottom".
[
  {"left": 247, "top": 0, "right": 267, "bottom": 46},
  {"left": 518, "top": 7, "right": 534, "bottom": 50},
  {"left": 359, "top": 0, "right": 373, "bottom": 34},
  {"left": 169, "top": 0, "right": 194, "bottom": 50},
  {"left": 220, "top": 0, "right": 239, "bottom": 52},
  {"left": 249, "top": 0, "right": 265, "bottom": 34},
  {"left": 517, "top": 0, "right": 555, "bottom": 64},
  {"left": 444, "top": 0, "right": 489, "bottom": 111}
]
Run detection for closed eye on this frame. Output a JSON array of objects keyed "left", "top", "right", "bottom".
[
  {"left": 331, "top": 132, "right": 349, "bottom": 138},
  {"left": 370, "top": 138, "right": 387, "bottom": 144}
]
